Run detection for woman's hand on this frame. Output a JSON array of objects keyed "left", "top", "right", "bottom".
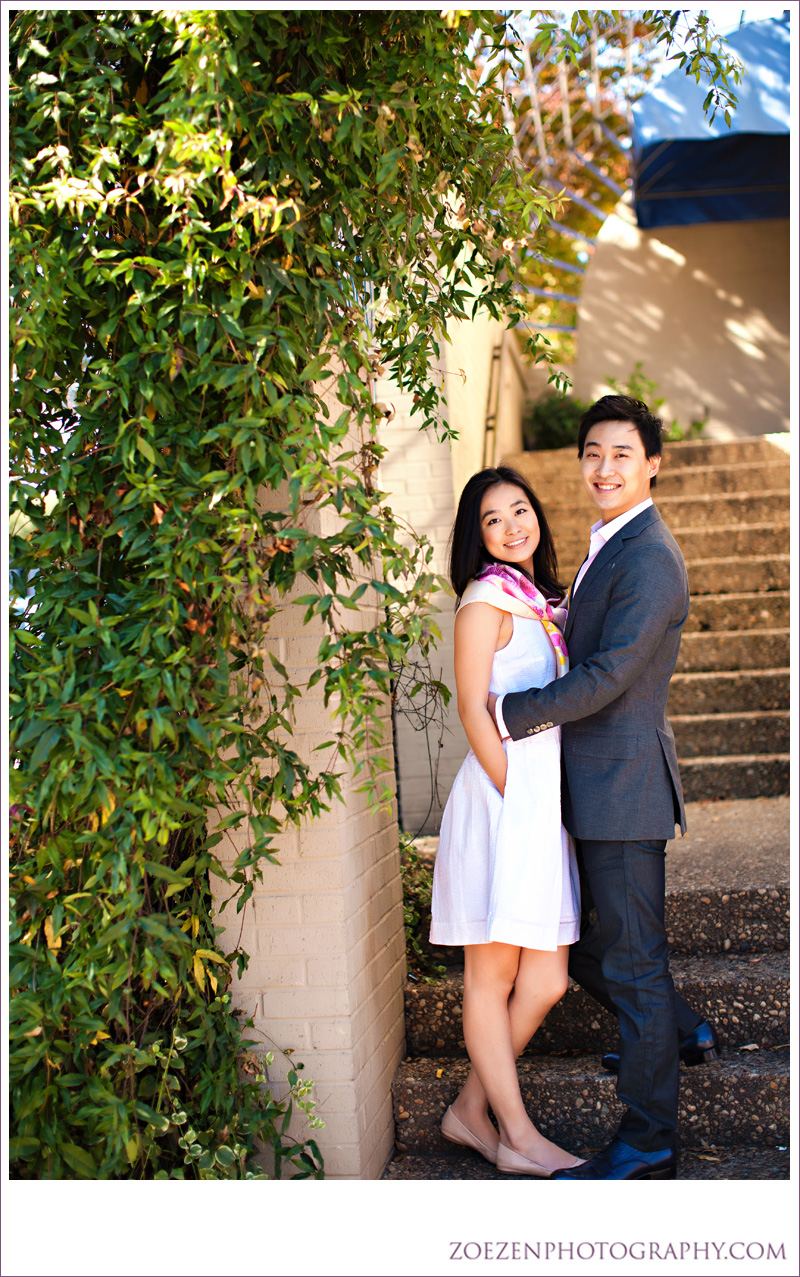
[{"left": 454, "top": 602, "right": 509, "bottom": 797}]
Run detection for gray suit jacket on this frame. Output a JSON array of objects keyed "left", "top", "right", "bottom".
[{"left": 502, "top": 505, "right": 689, "bottom": 841}]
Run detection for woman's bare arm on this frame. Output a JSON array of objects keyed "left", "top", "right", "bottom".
[{"left": 454, "top": 601, "right": 508, "bottom": 796}]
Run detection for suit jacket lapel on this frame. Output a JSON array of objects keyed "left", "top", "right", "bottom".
[{"left": 565, "top": 505, "right": 661, "bottom": 641}]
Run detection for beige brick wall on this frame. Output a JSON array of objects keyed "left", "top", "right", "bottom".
[{"left": 214, "top": 385, "right": 407, "bottom": 1179}]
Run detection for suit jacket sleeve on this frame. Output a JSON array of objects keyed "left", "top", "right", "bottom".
[{"left": 502, "top": 543, "right": 688, "bottom": 740}]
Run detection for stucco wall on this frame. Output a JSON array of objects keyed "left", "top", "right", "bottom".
[
  {"left": 444, "top": 313, "right": 527, "bottom": 500},
  {"left": 571, "top": 196, "right": 790, "bottom": 439}
]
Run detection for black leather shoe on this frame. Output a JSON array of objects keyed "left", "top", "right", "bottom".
[
  {"left": 601, "top": 1020, "right": 720, "bottom": 1075},
  {"left": 550, "top": 1138, "right": 677, "bottom": 1181}
]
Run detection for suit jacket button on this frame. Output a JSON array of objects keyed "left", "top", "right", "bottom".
[{"left": 526, "top": 728, "right": 533, "bottom": 735}]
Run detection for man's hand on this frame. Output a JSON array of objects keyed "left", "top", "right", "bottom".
[{"left": 487, "top": 692, "right": 498, "bottom": 718}]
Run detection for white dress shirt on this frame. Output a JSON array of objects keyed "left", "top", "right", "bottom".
[{"left": 494, "top": 497, "right": 654, "bottom": 738}]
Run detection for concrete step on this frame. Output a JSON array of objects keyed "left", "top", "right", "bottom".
[
  {"left": 657, "top": 461, "right": 788, "bottom": 497},
  {"left": 392, "top": 1049, "right": 789, "bottom": 1154},
  {"left": 533, "top": 461, "right": 789, "bottom": 505},
  {"left": 382, "top": 1144, "right": 791, "bottom": 1179},
  {"left": 673, "top": 710, "right": 789, "bottom": 758},
  {"left": 505, "top": 436, "right": 788, "bottom": 481},
  {"left": 677, "top": 629, "right": 789, "bottom": 672},
  {"left": 672, "top": 522, "right": 789, "bottom": 558},
  {"left": 684, "top": 555, "right": 790, "bottom": 596},
  {"left": 657, "top": 491, "right": 788, "bottom": 529},
  {"left": 660, "top": 437, "right": 788, "bottom": 467},
  {"left": 405, "top": 953, "right": 788, "bottom": 1059},
  {"left": 678, "top": 754, "right": 790, "bottom": 802},
  {"left": 668, "top": 669, "right": 789, "bottom": 715},
  {"left": 684, "top": 592, "right": 789, "bottom": 634},
  {"left": 419, "top": 798, "right": 789, "bottom": 966},
  {"left": 557, "top": 522, "right": 789, "bottom": 572}
]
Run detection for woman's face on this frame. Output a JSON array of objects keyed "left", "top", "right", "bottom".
[{"left": 479, "top": 483, "right": 540, "bottom": 575}]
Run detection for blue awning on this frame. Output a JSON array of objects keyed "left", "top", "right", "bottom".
[{"left": 631, "top": 13, "right": 790, "bottom": 228}]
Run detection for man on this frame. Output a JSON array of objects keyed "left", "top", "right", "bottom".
[{"left": 491, "top": 394, "right": 718, "bottom": 1181}]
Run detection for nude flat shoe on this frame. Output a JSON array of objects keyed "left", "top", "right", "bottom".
[
  {"left": 440, "top": 1105, "right": 498, "bottom": 1165},
  {"left": 496, "top": 1142, "right": 585, "bottom": 1178}
]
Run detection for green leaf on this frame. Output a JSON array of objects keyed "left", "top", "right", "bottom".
[
  {"left": 136, "top": 435, "right": 158, "bottom": 466},
  {"left": 60, "top": 1144, "right": 99, "bottom": 1178},
  {"left": 29, "top": 726, "right": 62, "bottom": 769},
  {"left": 9, "top": 1136, "right": 40, "bottom": 1160},
  {"left": 134, "top": 1101, "right": 170, "bottom": 1132}
]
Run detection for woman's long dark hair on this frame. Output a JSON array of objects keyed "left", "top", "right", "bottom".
[{"left": 448, "top": 466, "right": 565, "bottom": 602}]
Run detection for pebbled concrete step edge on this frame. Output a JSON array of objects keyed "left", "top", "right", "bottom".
[
  {"left": 558, "top": 525, "right": 790, "bottom": 572},
  {"left": 677, "top": 629, "right": 789, "bottom": 673},
  {"left": 404, "top": 953, "right": 789, "bottom": 1059},
  {"left": 684, "top": 555, "right": 789, "bottom": 596},
  {"left": 678, "top": 755, "right": 790, "bottom": 802},
  {"left": 503, "top": 437, "right": 787, "bottom": 475},
  {"left": 423, "top": 882, "right": 789, "bottom": 969},
  {"left": 393, "top": 1050, "right": 789, "bottom": 1153},
  {"left": 529, "top": 461, "right": 789, "bottom": 501},
  {"left": 683, "top": 592, "right": 789, "bottom": 634},
  {"left": 668, "top": 670, "right": 789, "bottom": 715},
  {"left": 382, "top": 1145, "right": 791, "bottom": 1180},
  {"left": 673, "top": 712, "right": 789, "bottom": 759}
]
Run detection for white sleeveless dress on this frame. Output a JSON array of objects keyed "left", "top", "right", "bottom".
[{"left": 430, "top": 612, "right": 580, "bottom": 950}]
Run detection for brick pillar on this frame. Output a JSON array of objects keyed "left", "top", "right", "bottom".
[
  {"left": 376, "top": 314, "right": 527, "bottom": 834},
  {"left": 215, "top": 422, "right": 406, "bottom": 1179},
  {"left": 376, "top": 377, "right": 467, "bottom": 835}
]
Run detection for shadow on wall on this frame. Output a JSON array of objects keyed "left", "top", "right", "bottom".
[{"left": 572, "top": 198, "right": 789, "bottom": 440}]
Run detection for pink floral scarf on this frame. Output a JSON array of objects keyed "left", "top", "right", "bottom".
[{"left": 459, "top": 563, "right": 569, "bottom": 675}]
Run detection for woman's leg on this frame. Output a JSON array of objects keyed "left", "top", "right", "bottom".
[{"left": 452, "top": 942, "right": 576, "bottom": 1167}]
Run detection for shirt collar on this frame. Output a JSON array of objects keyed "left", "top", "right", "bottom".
[{"left": 590, "top": 496, "right": 654, "bottom": 544}]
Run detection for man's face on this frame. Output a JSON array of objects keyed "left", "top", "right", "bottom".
[{"left": 580, "top": 420, "right": 660, "bottom": 524}]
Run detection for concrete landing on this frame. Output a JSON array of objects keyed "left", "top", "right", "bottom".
[{"left": 669, "top": 797, "right": 788, "bottom": 891}]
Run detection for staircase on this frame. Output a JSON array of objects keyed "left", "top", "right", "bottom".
[
  {"left": 384, "top": 437, "right": 789, "bottom": 1180},
  {"left": 511, "top": 435, "right": 790, "bottom": 803}
]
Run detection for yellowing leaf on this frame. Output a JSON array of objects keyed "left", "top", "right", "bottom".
[
  {"left": 118, "top": 689, "right": 133, "bottom": 697},
  {"left": 91, "top": 1030, "right": 111, "bottom": 1044},
  {"left": 246, "top": 279, "right": 264, "bottom": 298},
  {"left": 135, "top": 77, "right": 149, "bottom": 105},
  {"left": 44, "top": 916, "right": 62, "bottom": 951},
  {"left": 193, "top": 953, "right": 206, "bottom": 991},
  {"left": 194, "top": 949, "right": 229, "bottom": 965},
  {"left": 100, "top": 793, "right": 117, "bottom": 825},
  {"left": 208, "top": 971, "right": 218, "bottom": 994},
  {"left": 168, "top": 345, "right": 184, "bottom": 382},
  {"left": 87, "top": 813, "right": 99, "bottom": 832},
  {"left": 24, "top": 1026, "right": 43, "bottom": 1038},
  {"left": 145, "top": 403, "right": 156, "bottom": 422}
]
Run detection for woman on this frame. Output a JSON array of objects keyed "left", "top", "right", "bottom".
[{"left": 429, "top": 465, "right": 582, "bottom": 1177}]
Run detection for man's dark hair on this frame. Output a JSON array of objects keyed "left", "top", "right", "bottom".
[
  {"left": 577, "top": 394, "right": 664, "bottom": 488},
  {"left": 448, "top": 465, "right": 565, "bottom": 602}
]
